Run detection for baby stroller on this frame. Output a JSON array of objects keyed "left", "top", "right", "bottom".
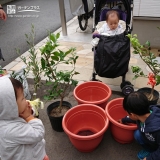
[
  {"left": 69, "top": 0, "right": 94, "bottom": 31},
  {"left": 92, "top": 0, "right": 134, "bottom": 95}
]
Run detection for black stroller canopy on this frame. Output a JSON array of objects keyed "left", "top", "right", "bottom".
[{"left": 95, "top": 0, "right": 131, "bottom": 27}]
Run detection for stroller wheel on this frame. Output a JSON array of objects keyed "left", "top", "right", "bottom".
[
  {"left": 78, "top": 14, "right": 88, "bottom": 31},
  {"left": 120, "top": 81, "right": 132, "bottom": 89},
  {"left": 121, "top": 85, "right": 134, "bottom": 96},
  {"left": 120, "top": 81, "right": 134, "bottom": 96}
]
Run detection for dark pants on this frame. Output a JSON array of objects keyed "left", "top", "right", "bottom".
[{"left": 134, "top": 130, "right": 155, "bottom": 152}]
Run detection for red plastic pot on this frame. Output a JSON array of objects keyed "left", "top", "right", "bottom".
[
  {"left": 105, "top": 98, "right": 137, "bottom": 144},
  {"left": 62, "top": 104, "right": 109, "bottom": 152},
  {"left": 73, "top": 81, "right": 112, "bottom": 109}
]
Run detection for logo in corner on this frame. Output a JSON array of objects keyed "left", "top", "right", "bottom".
[{"left": 7, "top": 5, "right": 16, "bottom": 14}]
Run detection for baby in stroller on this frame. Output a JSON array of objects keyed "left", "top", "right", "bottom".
[
  {"left": 91, "top": 10, "right": 125, "bottom": 46},
  {"left": 92, "top": 0, "right": 134, "bottom": 95}
]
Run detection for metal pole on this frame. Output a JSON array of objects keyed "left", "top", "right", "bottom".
[{"left": 58, "top": 0, "right": 67, "bottom": 36}]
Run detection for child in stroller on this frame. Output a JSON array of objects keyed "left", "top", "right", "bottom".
[{"left": 91, "top": 10, "right": 125, "bottom": 46}]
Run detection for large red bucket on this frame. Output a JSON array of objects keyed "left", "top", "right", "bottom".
[
  {"left": 105, "top": 98, "right": 137, "bottom": 144},
  {"left": 73, "top": 81, "right": 112, "bottom": 109},
  {"left": 62, "top": 104, "right": 109, "bottom": 152}
]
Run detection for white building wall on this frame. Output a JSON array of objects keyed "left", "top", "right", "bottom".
[{"left": 133, "top": 0, "right": 160, "bottom": 17}]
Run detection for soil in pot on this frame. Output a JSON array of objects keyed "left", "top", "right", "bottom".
[
  {"left": 50, "top": 105, "right": 70, "bottom": 117},
  {"left": 77, "top": 130, "right": 95, "bottom": 136}
]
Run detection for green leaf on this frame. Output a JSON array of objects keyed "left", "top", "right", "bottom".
[
  {"left": 71, "top": 80, "right": 78, "bottom": 86},
  {"left": 145, "top": 41, "right": 150, "bottom": 47},
  {"left": 49, "top": 33, "right": 56, "bottom": 43},
  {"left": 56, "top": 33, "right": 60, "bottom": 39},
  {"left": 44, "top": 95, "right": 51, "bottom": 100},
  {"left": 41, "top": 58, "right": 46, "bottom": 69},
  {"left": 156, "top": 75, "right": 160, "bottom": 85},
  {"left": 139, "top": 71, "right": 144, "bottom": 76},
  {"left": 74, "top": 71, "right": 80, "bottom": 75},
  {"left": 52, "top": 51, "right": 59, "bottom": 56},
  {"left": 51, "top": 56, "right": 59, "bottom": 61},
  {"left": 132, "top": 50, "right": 139, "bottom": 54},
  {"left": 133, "top": 34, "right": 137, "bottom": 37},
  {"left": 46, "top": 81, "right": 53, "bottom": 85}
]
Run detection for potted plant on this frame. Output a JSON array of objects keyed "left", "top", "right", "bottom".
[
  {"left": 127, "top": 34, "right": 160, "bottom": 104},
  {"left": 15, "top": 25, "right": 44, "bottom": 117},
  {"left": 40, "top": 32, "right": 79, "bottom": 132},
  {"left": 16, "top": 25, "right": 43, "bottom": 100}
]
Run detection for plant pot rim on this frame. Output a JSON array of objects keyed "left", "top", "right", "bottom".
[
  {"left": 62, "top": 104, "right": 109, "bottom": 140},
  {"left": 138, "top": 87, "right": 159, "bottom": 91},
  {"left": 74, "top": 81, "right": 112, "bottom": 104},
  {"left": 105, "top": 98, "right": 137, "bottom": 130}
]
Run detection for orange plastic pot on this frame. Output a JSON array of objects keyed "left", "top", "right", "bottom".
[
  {"left": 105, "top": 98, "right": 137, "bottom": 144},
  {"left": 62, "top": 104, "right": 109, "bottom": 152},
  {"left": 73, "top": 81, "right": 112, "bottom": 109}
]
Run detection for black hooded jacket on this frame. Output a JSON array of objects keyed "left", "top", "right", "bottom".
[{"left": 122, "top": 106, "right": 160, "bottom": 160}]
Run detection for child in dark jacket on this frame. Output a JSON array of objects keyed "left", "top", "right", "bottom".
[{"left": 119, "top": 91, "right": 160, "bottom": 160}]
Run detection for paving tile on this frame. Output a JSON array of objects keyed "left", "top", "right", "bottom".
[
  {"left": 134, "top": 77, "right": 149, "bottom": 89},
  {"left": 75, "top": 57, "right": 93, "bottom": 68},
  {"left": 9, "top": 61, "right": 25, "bottom": 71},
  {"left": 22, "top": 51, "right": 30, "bottom": 57},
  {"left": 3, "top": 61, "right": 19, "bottom": 71},
  {"left": 155, "top": 85, "right": 160, "bottom": 91},
  {"left": 57, "top": 46, "right": 67, "bottom": 50},
  {"left": 77, "top": 49, "right": 92, "bottom": 55},
  {"left": 14, "top": 57, "right": 22, "bottom": 62},
  {"left": 129, "top": 57, "right": 138, "bottom": 64},
  {"left": 82, "top": 44, "right": 93, "bottom": 49}
]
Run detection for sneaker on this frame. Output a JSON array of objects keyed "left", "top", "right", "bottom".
[{"left": 137, "top": 149, "right": 150, "bottom": 160}]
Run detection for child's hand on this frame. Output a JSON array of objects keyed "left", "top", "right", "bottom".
[
  {"left": 19, "top": 101, "right": 33, "bottom": 120},
  {"left": 117, "top": 119, "right": 123, "bottom": 124}
]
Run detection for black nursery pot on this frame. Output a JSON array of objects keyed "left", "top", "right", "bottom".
[
  {"left": 47, "top": 101, "right": 72, "bottom": 132},
  {"left": 137, "top": 87, "right": 159, "bottom": 105}
]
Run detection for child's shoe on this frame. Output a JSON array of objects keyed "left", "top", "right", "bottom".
[{"left": 137, "top": 149, "right": 150, "bottom": 160}]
